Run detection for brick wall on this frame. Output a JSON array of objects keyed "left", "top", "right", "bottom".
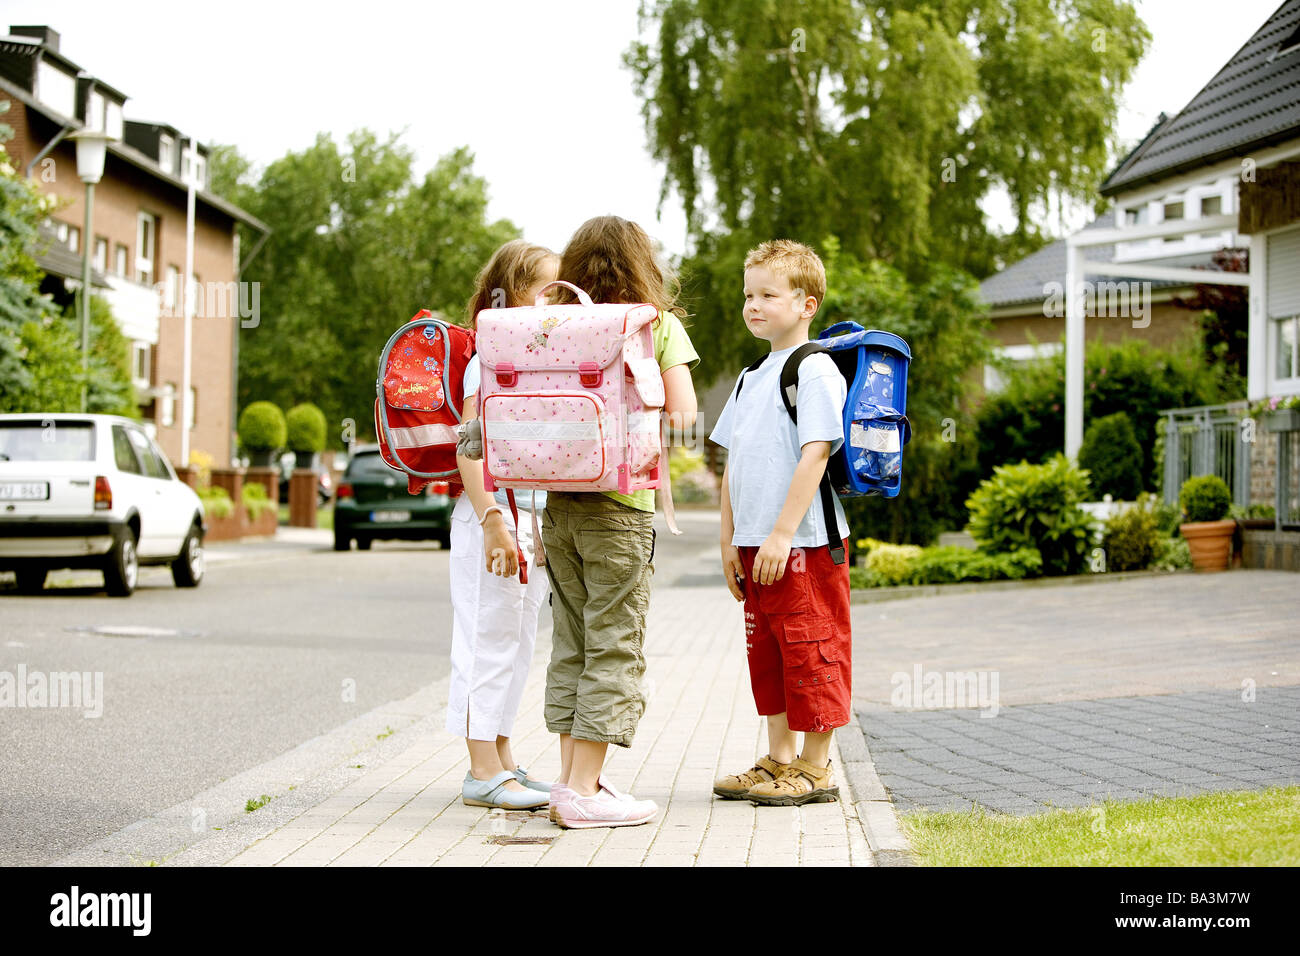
[{"left": 7, "top": 99, "right": 240, "bottom": 468}]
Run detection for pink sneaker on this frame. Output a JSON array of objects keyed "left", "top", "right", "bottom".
[{"left": 550, "top": 781, "right": 658, "bottom": 829}]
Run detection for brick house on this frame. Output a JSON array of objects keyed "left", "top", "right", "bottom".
[{"left": 0, "top": 24, "right": 268, "bottom": 468}]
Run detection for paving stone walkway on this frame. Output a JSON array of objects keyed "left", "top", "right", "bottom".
[{"left": 861, "top": 687, "right": 1300, "bottom": 814}]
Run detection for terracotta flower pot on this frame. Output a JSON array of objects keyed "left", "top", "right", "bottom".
[{"left": 1179, "top": 519, "right": 1236, "bottom": 572}]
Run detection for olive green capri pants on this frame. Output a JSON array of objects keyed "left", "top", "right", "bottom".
[{"left": 541, "top": 493, "right": 655, "bottom": 748}]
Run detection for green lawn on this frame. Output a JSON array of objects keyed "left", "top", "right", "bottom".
[{"left": 901, "top": 785, "right": 1300, "bottom": 866}]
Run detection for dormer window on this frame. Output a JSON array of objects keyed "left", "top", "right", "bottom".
[
  {"left": 159, "top": 134, "right": 175, "bottom": 173},
  {"left": 182, "top": 148, "right": 206, "bottom": 189},
  {"left": 35, "top": 59, "right": 76, "bottom": 117}
]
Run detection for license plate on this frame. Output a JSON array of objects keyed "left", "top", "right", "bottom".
[
  {"left": 0, "top": 482, "right": 49, "bottom": 501},
  {"left": 370, "top": 511, "right": 411, "bottom": 522}
]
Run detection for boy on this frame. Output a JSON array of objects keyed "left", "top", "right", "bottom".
[{"left": 708, "top": 239, "right": 851, "bottom": 806}]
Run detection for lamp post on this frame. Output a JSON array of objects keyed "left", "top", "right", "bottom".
[{"left": 70, "top": 128, "right": 116, "bottom": 413}]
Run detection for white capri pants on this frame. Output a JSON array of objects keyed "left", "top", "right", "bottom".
[{"left": 446, "top": 493, "right": 549, "bottom": 740}]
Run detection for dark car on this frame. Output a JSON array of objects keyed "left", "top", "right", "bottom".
[{"left": 333, "top": 446, "right": 453, "bottom": 551}]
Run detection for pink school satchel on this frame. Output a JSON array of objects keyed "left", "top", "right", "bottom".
[{"left": 476, "top": 280, "right": 678, "bottom": 535}]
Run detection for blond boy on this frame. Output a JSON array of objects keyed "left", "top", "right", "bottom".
[{"left": 708, "top": 240, "right": 852, "bottom": 805}]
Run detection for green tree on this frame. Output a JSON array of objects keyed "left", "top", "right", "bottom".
[
  {"left": 211, "top": 131, "right": 519, "bottom": 445},
  {"left": 0, "top": 124, "right": 55, "bottom": 406},
  {"left": 626, "top": 0, "right": 1149, "bottom": 378}
]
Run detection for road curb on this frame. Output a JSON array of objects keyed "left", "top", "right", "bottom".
[{"left": 840, "top": 711, "right": 917, "bottom": 866}]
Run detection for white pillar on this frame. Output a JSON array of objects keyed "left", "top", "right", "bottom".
[
  {"left": 181, "top": 139, "right": 197, "bottom": 467},
  {"left": 1064, "top": 243, "right": 1086, "bottom": 459},
  {"left": 1247, "top": 232, "right": 1268, "bottom": 401}
]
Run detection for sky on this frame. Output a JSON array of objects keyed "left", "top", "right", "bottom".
[{"left": 2, "top": 0, "right": 1288, "bottom": 256}]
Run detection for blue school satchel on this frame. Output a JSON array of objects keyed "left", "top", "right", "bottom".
[{"left": 733, "top": 321, "right": 911, "bottom": 565}]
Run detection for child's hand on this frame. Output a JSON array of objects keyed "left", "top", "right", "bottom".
[
  {"left": 752, "top": 531, "right": 793, "bottom": 586},
  {"left": 721, "top": 543, "right": 745, "bottom": 602},
  {"left": 484, "top": 521, "right": 519, "bottom": 577}
]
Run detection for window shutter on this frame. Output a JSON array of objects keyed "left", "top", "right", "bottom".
[{"left": 1267, "top": 226, "right": 1300, "bottom": 318}]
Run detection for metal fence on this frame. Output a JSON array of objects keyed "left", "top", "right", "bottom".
[{"left": 1160, "top": 402, "right": 1252, "bottom": 509}]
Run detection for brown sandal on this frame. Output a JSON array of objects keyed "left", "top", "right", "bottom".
[
  {"left": 746, "top": 757, "right": 840, "bottom": 806},
  {"left": 713, "top": 755, "right": 789, "bottom": 800}
]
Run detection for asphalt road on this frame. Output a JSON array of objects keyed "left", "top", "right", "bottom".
[{"left": 0, "top": 509, "right": 722, "bottom": 866}]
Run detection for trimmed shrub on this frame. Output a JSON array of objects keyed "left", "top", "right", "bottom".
[
  {"left": 198, "top": 486, "right": 233, "bottom": 520},
  {"left": 1078, "top": 412, "right": 1143, "bottom": 500},
  {"left": 285, "top": 403, "right": 327, "bottom": 453},
  {"left": 907, "top": 545, "right": 1042, "bottom": 584},
  {"left": 866, "top": 543, "right": 923, "bottom": 586},
  {"left": 965, "top": 454, "right": 1097, "bottom": 576},
  {"left": 1178, "top": 475, "right": 1231, "bottom": 523},
  {"left": 1101, "top": 495, "right": 1161, "bottom": 571},
  {"left": 238, "top": 402, "right": 286, "bottom": 453},
  {"left": 1152, "top": 535, "right": 1192, "bottom": 571},
  {"left": 241, "top": 481, "right": 274, "bottom": 520}
]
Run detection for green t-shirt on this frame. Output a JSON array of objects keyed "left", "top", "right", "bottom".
[{"left": 603, "top": 311, "right": 700, "bottom": 513}]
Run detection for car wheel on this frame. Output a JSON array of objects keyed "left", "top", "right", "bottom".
[
  {"left": 14, "top": 567, "right": 47, "bottom": 594},
  {"left": 356, "top": 536, "right": 372, "bottom": 551},
  {"left": 171, "top": 524, "right": 204, "bottom": 588},
  {"left": 333, "top": 530, "right": 350, "bottom": 552},
  {"left": 104, "top": 531, "right": 139, "bottom": 597}
]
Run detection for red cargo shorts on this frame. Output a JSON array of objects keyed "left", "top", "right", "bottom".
[{"left": 737, "top": 540, "right": 852, "bottom": 733}]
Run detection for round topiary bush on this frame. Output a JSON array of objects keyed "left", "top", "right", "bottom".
[
  {"left": 238, "top": 402, "right": 286, "bottom": 453},
  {"left": 1179, "top": 474, "right": 1232, "bottom": 523},
  {"left": 285, "top": 403, "right": 327, "bottom": 453},
  {"left": 1078, "top": 412, "right": 1144, "bottom": 500}
]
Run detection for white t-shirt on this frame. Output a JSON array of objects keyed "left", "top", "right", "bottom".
[
  {"left": 709, "top": 346, "right": 849, "bottom": 548},
  {"left": 462, "top": 358, "right": 546, "bottom": 513}
]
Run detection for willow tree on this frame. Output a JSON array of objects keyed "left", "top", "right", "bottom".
[{"left": 626, "top": 0, "right": 1150, "bottom": 380}]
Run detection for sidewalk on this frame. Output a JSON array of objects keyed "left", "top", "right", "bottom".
[{"left": 167, "top": 573, "right": 892, "bottom": 867}]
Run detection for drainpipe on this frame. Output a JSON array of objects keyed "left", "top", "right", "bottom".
[{"left": 25, "top": 123, "right": 76, "bottom": 179}]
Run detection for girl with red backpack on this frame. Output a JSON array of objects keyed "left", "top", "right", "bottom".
[{"left": 448, "top": 239, "right": 559, "bottom": 810}]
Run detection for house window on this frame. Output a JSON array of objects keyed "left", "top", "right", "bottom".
[
  {"left": 1163, "top": 200, "right": 1184, "bottom": 221},
  {"left": 1124, "top": 205, "right": 1148, "bottom": 226},
  {"left": 132, "top": 342, "right": 150, "bottom": 386},
  {"left": 66, "top": 224, "right": 80, "bottom": 253},
  {"left": 161, "top": 383, "right": 176, "bottom": 428},
  {"left": 984, "top": 343, "right": 1064, "bottom": 393},
  {"left": 136, "top": 213, "right": 156, "bottom": 286},
  {"left": 36, "top": 60, "right": 76, "bottom": 117},
  {"left": 181, "top": 147, "right": 207, "bottom": 188},
  {"left": 159, "top": 134, "right": 175, "bottom": 173},
  {"left": 166, "top": 265, "right": 181, "bottom": 314},
  {"left": 1200, "top": 195, "right": 1222, "bottom": 217},
  {"left": 1277, "top": 317, "right": 1299, "bottom": 381},
  {"left": 87, "top": 90, "right": 106, "bottom": 131},
  {"left": 105, "top": 101, "right": 123, "bottom": 140},
  {"left": 114, "top": 243, "right": 129, "bottom": 278},
  {"left": 93, "top": 237, "right": 108, "bottom": 274}
]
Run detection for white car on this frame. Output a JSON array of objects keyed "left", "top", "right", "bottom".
[{"left": 0, "top": 414, "right": 205, "bottom": 596}]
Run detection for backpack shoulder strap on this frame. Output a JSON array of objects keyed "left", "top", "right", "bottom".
[
  {"left": 778, "top": 343, "right": 832, "bottom": 424},
  {"left": 779, "top": 342, "right": 844, "bottom": 566},
  {"left": 732, "top": 353, "right": 768, "bottom": 403}
]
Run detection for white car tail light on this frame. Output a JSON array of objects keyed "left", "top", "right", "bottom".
[{"left": 94, "top": 475, "right": 112, "bottom": 510}]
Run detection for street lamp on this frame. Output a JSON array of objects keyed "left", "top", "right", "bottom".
[{"left": 70, "top": 127, "right": 116, "bottom": 413}]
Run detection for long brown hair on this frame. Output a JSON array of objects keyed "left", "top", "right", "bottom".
[
  {"left": 553, "top": 216, "right": 684, "bottom": 318},
  {"left": 465, "top": 239, "right": 559, "bottom": 329}
]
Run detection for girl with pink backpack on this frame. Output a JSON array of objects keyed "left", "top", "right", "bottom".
[
  {"left": 448, "top": 240, "right": 559, "bottom": 810},
  {"left": 541, "top": 216, "right": 699, "bottom": 828}
]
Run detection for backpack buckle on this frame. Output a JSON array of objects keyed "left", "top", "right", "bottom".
[
  {"left": 579, "top": 362, "right": 602, "bottom": 388},
  {"left": 495, "top": 363, "right": 517, "bottom": 388}
]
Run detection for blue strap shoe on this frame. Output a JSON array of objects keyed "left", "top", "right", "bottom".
[
  {"left": 513, "top": 767, "right": 552, "bottom": 793},
  {"left": 462, "top": 770, "right": 549, "bottom": 809}
]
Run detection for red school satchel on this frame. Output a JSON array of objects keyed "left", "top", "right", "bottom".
[{"left": 374, "top": 310, "right": 476, "bottom": 496}]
